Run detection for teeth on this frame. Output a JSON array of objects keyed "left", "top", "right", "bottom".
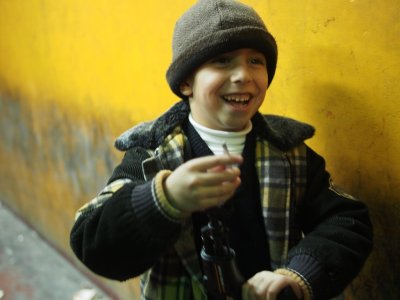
[{"left": 223, "top": 95, "right": 251, "bottom": 102}]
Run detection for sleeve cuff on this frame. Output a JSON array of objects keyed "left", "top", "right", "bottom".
[
  {"left": 154, "top": 170, "right": 188, "bottom": 220},
  {"left": 285, "top": 254, "right": 332, "bottom": 300},
  {"left": 274, "top": 268, "right": 313, "bottom": 300}
]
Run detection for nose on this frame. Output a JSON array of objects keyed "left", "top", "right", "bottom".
[{"left": 231, "top": 63, "right": 252, "bottom": 84}]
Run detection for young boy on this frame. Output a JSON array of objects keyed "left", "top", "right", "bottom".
[{"left": 70, "top": 0, "right": 373, "bottom": 299}]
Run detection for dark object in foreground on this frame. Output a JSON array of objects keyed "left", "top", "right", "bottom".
[{"left": 201, "top": 209, "right": 298, "bottom": 300}]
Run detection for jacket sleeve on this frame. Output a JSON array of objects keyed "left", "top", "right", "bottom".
[
  {"left": 286, "top": 146, "right": 373, "bottom": 299},
  {"left": 69, "top": 147, "right": 185, "bottom": 281}
]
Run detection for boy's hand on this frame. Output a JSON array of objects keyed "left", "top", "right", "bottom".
[
  {"left": 242, "top": 271, "right": 303, "bottom": 300},
  {"left": 164, "top": 154, "right": 243, "bottom": 214}
]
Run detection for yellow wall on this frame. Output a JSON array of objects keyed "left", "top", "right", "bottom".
[{"left": 0, "top": 0, "right": 399, "bottom": 299}]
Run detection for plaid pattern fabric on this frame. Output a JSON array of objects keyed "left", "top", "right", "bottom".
[
  {"left": 74, "top": 178, "right": 133, "bottom": 221},
  {"left": 142, "top": 126, "right": 187, "bottom": 181},
  {"left": 255, "top": 138, "right": 307, "bottom": 269},
  {"left": 140, "top": 246, "right": 201, "bottom": 300},
  {"left": 141, "top": 224, "right": 206, "bottom": 300}
]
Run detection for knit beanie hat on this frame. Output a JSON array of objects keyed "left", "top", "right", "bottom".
[{"left": 166, "top": 0, "right": 278, "bottom": 98}]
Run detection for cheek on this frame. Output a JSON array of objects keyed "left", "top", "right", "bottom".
[
  {"left": 257, "top": 76, "right": 269, "bottom": 93},
  {"left": 194, "top": 72, "right": 224, "bottom": 94}
]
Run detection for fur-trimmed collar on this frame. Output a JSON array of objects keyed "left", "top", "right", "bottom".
[{"left": 115, "top": 101, "right": 315, "bottom": 152}]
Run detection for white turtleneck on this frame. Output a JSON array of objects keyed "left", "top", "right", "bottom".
[{"left": 188, "top": 114, "right": 252, "bottom": 155}]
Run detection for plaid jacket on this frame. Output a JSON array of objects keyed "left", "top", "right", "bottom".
[
  {"left": 71, "top": 101, "right": 372, "bottom": 300},
  {"left": 75, "top": 127, "right": 308, "bottom": 299}
]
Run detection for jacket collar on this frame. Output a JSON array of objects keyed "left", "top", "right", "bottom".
[{"left": 115, "top": 101, "right": 315, "bottom": 152}]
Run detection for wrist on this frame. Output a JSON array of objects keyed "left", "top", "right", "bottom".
[
  {"left": 274, "top": 268, "right": 313, "bottom": 300},
  {"left": 154, "top": 170, "right": 189, "bottom": 219}
]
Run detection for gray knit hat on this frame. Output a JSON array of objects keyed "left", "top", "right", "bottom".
[{"left": 166, "top": 0, "right": 278, "bottom": 98}]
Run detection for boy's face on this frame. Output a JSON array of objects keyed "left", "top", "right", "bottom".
[{"left": 181, "top": 48, "right": 268, "bottom": 132}]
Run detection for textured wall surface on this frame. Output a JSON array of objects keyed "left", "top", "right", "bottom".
[{"left": 0, "top": 0, "right": 399, "bottom": 299}]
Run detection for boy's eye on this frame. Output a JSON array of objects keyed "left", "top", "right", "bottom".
[
  {"left": 250, "top": 57, "right": 266, "bottom": 65},
  {"left": 211, "top": 56, "right": 231, "bottom": 65}
]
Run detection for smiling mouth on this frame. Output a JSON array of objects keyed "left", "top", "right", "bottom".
[{"left": 222, "top": 94, "right": 252, "bottom": 105}]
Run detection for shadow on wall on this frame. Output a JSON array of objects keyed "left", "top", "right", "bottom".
[
  {"left": 0, "top": 91, "right": 141, "bottom": 299},
  {"left": 0, "top": 92, "right": 118, "bottom": 207},
  {"left": 301, "top": 83, "right": 400, "bottom": 299}
]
